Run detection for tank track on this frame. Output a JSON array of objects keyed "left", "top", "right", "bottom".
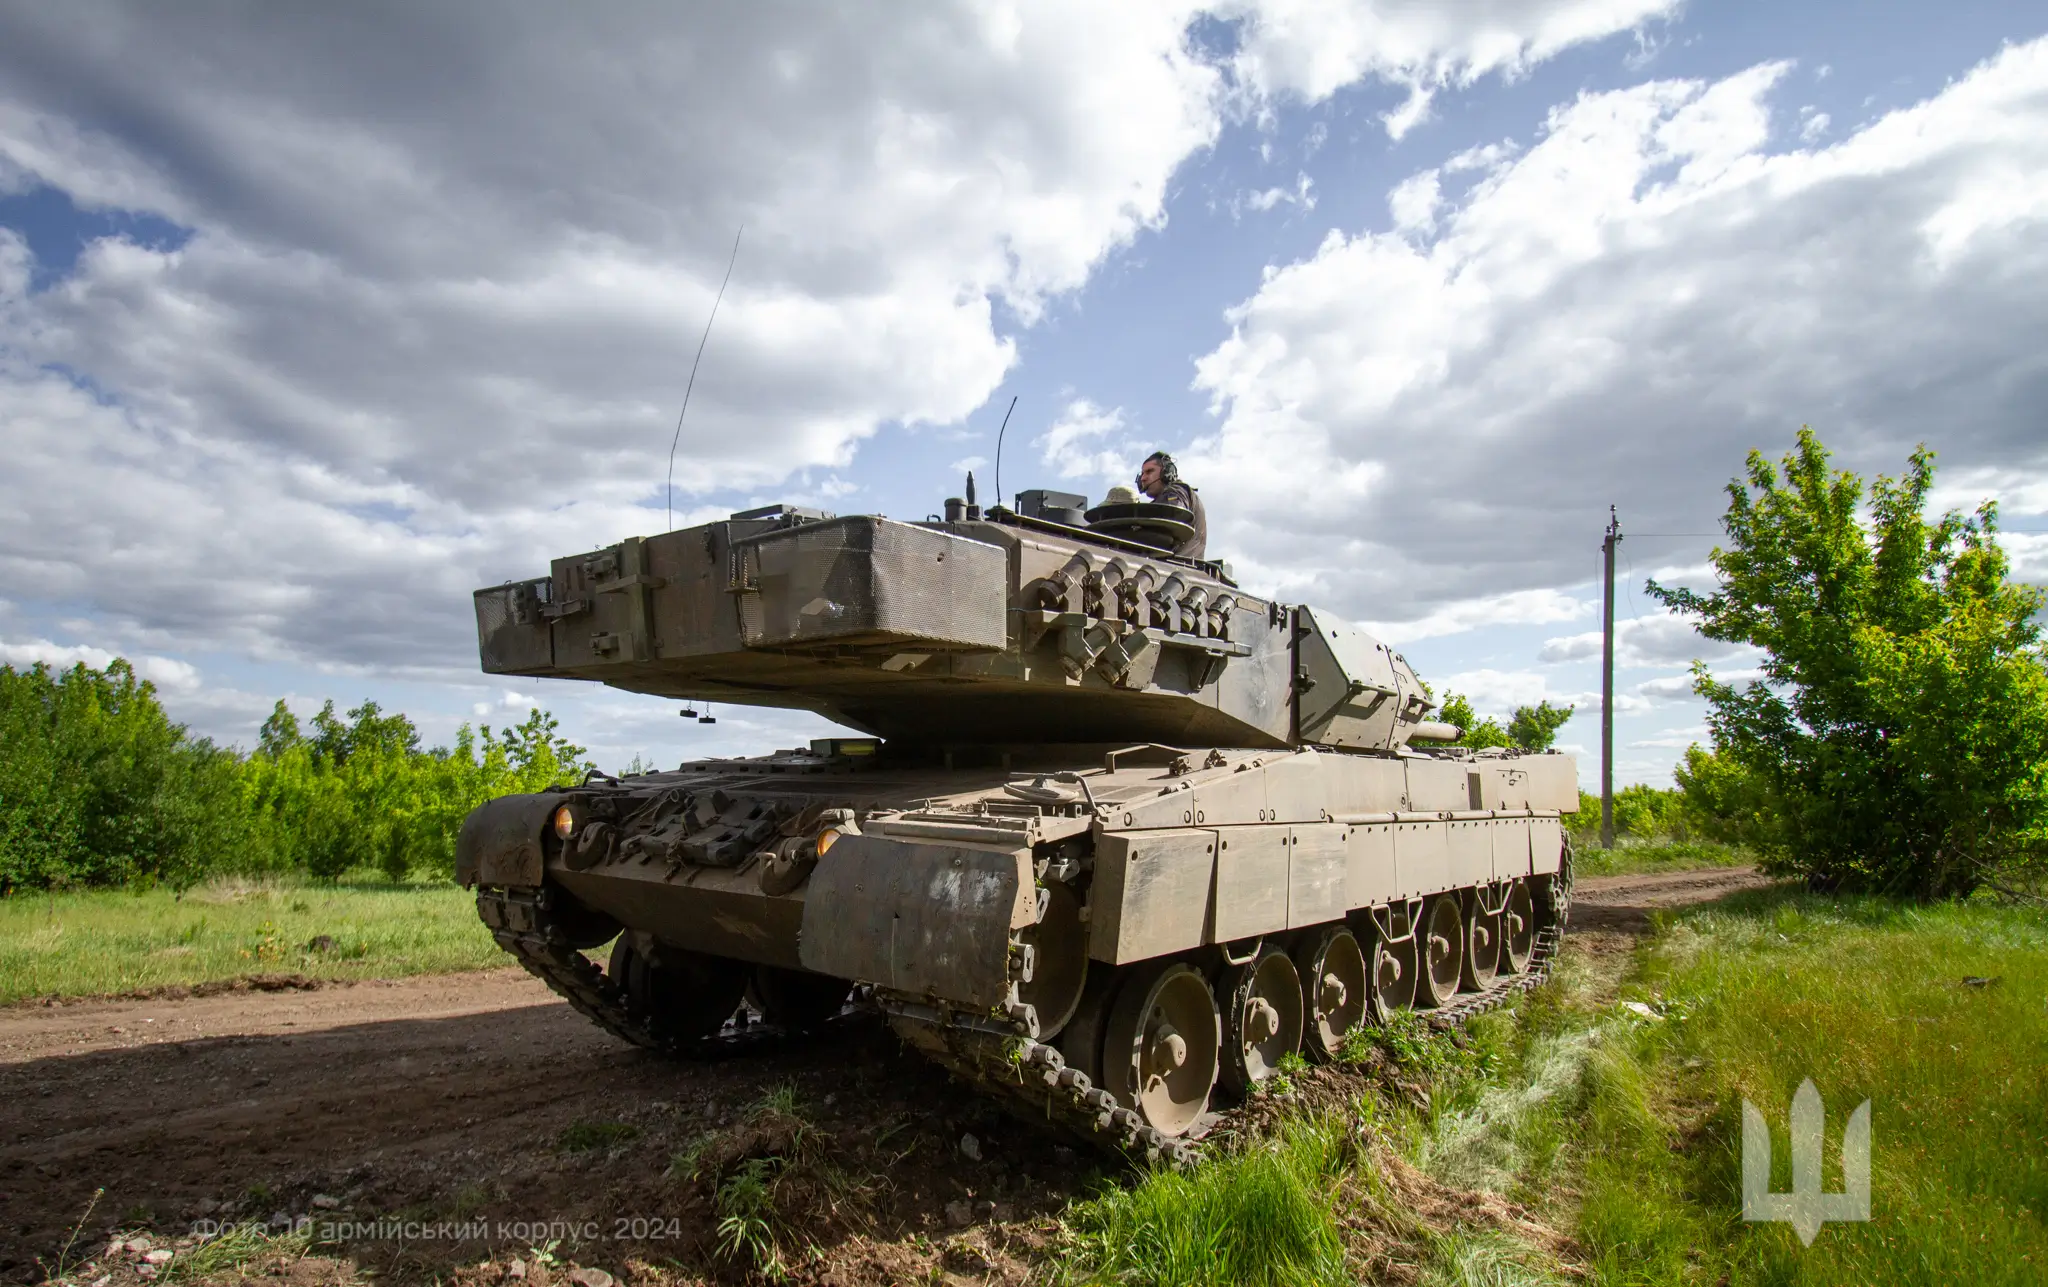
[
  {"left": 883, "top": 919, "right": 1564, "bottom": 1167},
  {"left": 476, "top": 886, "right": 798, "bottom": 1059},
  {"left": 886, "top": 849, "right": 1575, "bottom": 1166},
  {"left": 480, "top": 859, "right": 1571, "bottom": 1166}
]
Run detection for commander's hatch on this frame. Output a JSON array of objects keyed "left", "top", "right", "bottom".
[{"left": 1294, "top": 606, "right": 1407, "bottom": 751}]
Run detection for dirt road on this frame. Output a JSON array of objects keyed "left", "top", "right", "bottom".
[{"left": 0, "top": 866, "right": 1771, "bottom": 1283}]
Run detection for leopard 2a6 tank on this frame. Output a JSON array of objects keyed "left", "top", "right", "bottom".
[{"left": 457, "top": 490, "right": 1577, "bottom": 1160}]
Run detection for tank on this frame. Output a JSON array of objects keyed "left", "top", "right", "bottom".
[{"left": 456, "top": 492, "right": 1578, "bottom": 1160}]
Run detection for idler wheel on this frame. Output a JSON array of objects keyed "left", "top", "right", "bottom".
[
  {"left": 1416, "top": 894, "right": 1464, "bottom": 1008},
  {"left": 1016, "top": 882, "right": 1089, "bottom": 1040},
  {"left": 1500, "top": 879, "right": 1537, "bottom": 975},
  {"left": 608, "top": 939, "right": 747, "bottom": 1045},
  {"left": 1056, "top": 966, "right": 1122, "bottom": 1091},
  {"left": 1292, "top": 926, "right": 1369, "bottom": 1061},
  {"left": 748, "top": 965, "right": 850, "bottom": 1032},
  {"left": 1102, "top": 962, "right": 1220, "bottom": 1138},
  {"left": 1365, "top": 916, "right": 1418, "bottom": 1019},
  {"left": 1220, "top": 943, "right": 1303, "bottom": 1093},
  {"left": 1462, "top": 890, "right": 1500, "bottom": 992}
]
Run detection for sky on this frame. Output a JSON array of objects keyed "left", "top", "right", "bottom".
[{"left": 2, "top": 1, "right": 2044, "bottom": 787}]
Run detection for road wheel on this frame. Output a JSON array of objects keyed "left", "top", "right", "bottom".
[
  {"left": 1292, "top": 925, "right": 1369, "bottom": 1061},
  {"left": 1416, "top": 894, "right": 1464, "bottom": 1008},
  {"left": 609, "top": 938, "right": 746, "bottom": 1045},
  {"left": 749, "top": 965, "right": 849, "bottom": 1032},
  {"left": 1462, "top": 890, "right": 1500, "bottom": 991},
  {"left": 1366, "top": 918, "right": 1418, "bottom": 1019},
  {"left": 1017, "top": 881, "right": 1089, "bottom": 1039},
  {"left": 1056, "top": 965, "right": 1121, "bottom": 1091},
  {"left": 1501, "top": 879, "right": 1536, "bottom": 974},
  {"left": 1102, "top": 961, "right": 1221, "bottom": 1138},
  {"left": 1220, "top": 944, "right": 1304, "bottom": 1093}
]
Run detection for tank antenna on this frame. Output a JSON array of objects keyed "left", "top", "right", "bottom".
[
  {"left": 992, "top": 394, "right": 1018, "bottom": 513},
  {"left": 665, "top": 224, "right": 745, "bottom": 531}
]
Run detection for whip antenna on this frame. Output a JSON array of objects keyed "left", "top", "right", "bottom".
[
  {"left": 666, "top": 224, "right": 745, "bottom": 530},
  {"left": 992, "top": 394, "right": 1018, "bottom": 513}
]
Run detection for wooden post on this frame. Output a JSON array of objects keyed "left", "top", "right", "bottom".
[{"left": 1601, "top": 506, "right": 1623, "bottom": 850}]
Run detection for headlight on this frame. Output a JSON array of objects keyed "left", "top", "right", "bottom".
[
  {"left": 553, "top": 805, "right": 578, "bottom": 841},
  {"left": 815, "top": 826, "right": 847, "bottom": 856}
]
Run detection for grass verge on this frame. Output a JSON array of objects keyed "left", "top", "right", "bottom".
[
  {"left": 1055, "top": 1006, "right": 1583, "bottom": 1286},
  {"left": 1571, "top": 838, "right": 1752, "bottom": 879},
  {"left": 1061, "top": 1115, "right": 1354, "bottom": 1285},
  {"left": 0, "top": 876, "right": 501, "bottom": 1003},
  {"left": 1574, "top": 890, "right": 2048, "bottom": 1285},
  {"left": 1053, "top": 888, "right": 2045, "bottom": 1286}
]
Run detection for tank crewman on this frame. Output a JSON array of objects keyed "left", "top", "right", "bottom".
[{"left": 1136, "top": 450, "right": 1207, "bottom": 560}]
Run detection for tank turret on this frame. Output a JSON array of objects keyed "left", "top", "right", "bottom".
[
  {"left": 473, "top": 502, "right": 1461, "bottom": 754},
  {"left": 458, "top": 489, "right": 1578, "bottom": 1159}
]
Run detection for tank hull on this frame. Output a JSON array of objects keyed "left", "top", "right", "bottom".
[{"left": 459, "top": 740, "right": 1577, "bottom": 1155}]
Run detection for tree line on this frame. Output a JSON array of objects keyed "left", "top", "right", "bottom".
[{"left": 0, "top": 662, "right": 590, "bottom": 894}]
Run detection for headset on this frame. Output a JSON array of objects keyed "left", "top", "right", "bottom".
[{"left": 1141, "top": 450, "right": 1180, "bottom": 487}]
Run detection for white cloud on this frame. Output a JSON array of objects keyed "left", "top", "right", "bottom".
[
  {"left": 1388, "top": 170, "right": 1443, "bottom": 233},
  {"left": 1220, "top": 0, "right": 1681, "bottom": 137},
  {"left": 1435, "top": 666, "right": 1554, "bottom": 713},
  {"left": 1364, "top": 587, "right": 1590, "bottom": 644},
  {"left": 1190, "top": 39, "right": 2048, "bottom": 625},
  {"left": 471, "top": 689, "right": 539, "bottom": 718},
  {"left": 1241, "top": 172, "right": 1317, "bottom": 214},
  {"left": 1036, "top": 398, "right": 1139, "bottom": 488},
  {"left": 1627, "top": 724, "right": 1707, "bottom": 750},
  {"left": 1928, "top": 465, "right": 2048, "bottom": 520},
  {"left": 1799, "top": 107, "right": 1831, "bottom": 140},
  {"left": 2005, "top": 532, "right": 2048, "bottom": 584},
  {"left": 1431, "top": 667, "right": 1633, "bottom": 720},
  {"left": 1634, "top": 666, "right": 1763, "bottom": 701},
  {"left": 0, "top": 636, "right": 200, "bottom": 691},
  {"left": 1537, "top": 612, "right": 1749, "bottom": 667},
  {"left": 0, "top": 3, "right": 1658, "bottom": 677},
  {"left": 1634, "top": 672, "right": 1698, "bottom": 700}
]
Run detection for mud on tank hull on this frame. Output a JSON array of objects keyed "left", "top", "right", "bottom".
[{"left": 458, "top": 739, "right": 1577, "bottom": 1158}]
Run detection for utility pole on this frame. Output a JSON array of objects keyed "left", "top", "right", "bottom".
[{"left": 1601, "top": 506, "right": 1623, "bottom": 850}]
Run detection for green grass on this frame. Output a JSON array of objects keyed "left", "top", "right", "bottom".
[
  {"left": 1573, "top": 890, "right": 2048, "bottom": 1285},
  {"left": 162, "top": 1222, "right": 314, "bottom": 1283},
  {"left": 1053, "top": 887, "right": 2045, "bottom": 1287},
  {"left": 1061, "top": 1116, "right": 1354, "bottom": 1286},
  {"left": 0, "top": 876, "right": 503, "bottom": 1003},
  {"left": 1571, "top": 838, "right": 1753, "bottom": 879}
]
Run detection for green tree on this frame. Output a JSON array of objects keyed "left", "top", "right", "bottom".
[
  {"left": 1436, "top": 693, "right": 1510, "bottom": 750},
  {"left": 3, "top": 657, "right": 598, "bottom": 892},
  {"left": 1649, "top": 429, "right": 2048, "bottom": 898},
  {"left": 1507, "top": 700, "right": 1573, "bottom": 752},
  {"left": 257, "top": 700, "right": 303, "bottom": 758},
  {"left": 0, "top": 660, "right": 247, "bottom": 892},
  {"left": 1670, "top": 744, "right": 1766, "bottom": 845}
]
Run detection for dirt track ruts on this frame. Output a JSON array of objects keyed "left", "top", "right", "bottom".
[{"left": 0, "top": 865, "right": 1773, "bottom": 1281}]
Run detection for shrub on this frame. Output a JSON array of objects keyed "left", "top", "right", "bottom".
[
  {"left": 1649, "top": 429, "right": 2048, "bottom": 897},
  {"left": 0, "top": 661, "right": 592, "bottom": 892},
  {"left": 0, "top": 661, "right": 248, "bottom": 892}
]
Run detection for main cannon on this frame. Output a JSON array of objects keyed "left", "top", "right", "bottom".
[{"left": 458, "top": 491, "right": 1577, "bottom": 1156}]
